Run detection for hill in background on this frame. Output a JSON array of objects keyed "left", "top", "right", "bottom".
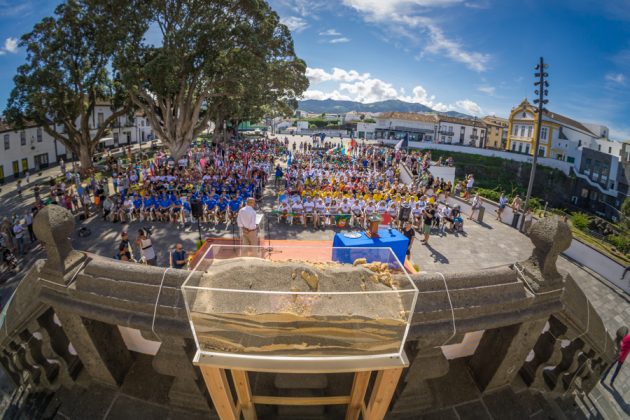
[{"left": 298, "top": 99, "right": 473, "bottom": 119}]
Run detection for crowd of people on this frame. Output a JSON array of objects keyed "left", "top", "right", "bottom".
[{"left": 275, "top": 144, "right": 463, "bottom": 245}]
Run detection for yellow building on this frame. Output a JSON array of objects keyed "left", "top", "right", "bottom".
[
  {"left": 482, "top": 116, "right": 509, "bottom": 150},
  {"left": 506, "top": 99, "right": 557, "bottom": 157}
]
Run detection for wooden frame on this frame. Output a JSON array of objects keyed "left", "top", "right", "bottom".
[{"left": 198, "top": 366, "right": 403, "bottom": 420}]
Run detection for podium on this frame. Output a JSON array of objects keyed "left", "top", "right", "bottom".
[{"left": 182, "top": 245, "right": 418, "bottom": 420}]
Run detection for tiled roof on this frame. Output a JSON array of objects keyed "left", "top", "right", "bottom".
[
  {"left": 439, "top": 115, "right": 487, "bottom": 128},
  {"left": 377, "top": 112, "right": 439, "bottom": 124},
  {"left": 0, "top": 119, "right": 39, "bottom": 134}
]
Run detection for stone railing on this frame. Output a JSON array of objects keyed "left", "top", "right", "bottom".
[{"left": 0, "top": 206, "right": 617, "bottom": 418}]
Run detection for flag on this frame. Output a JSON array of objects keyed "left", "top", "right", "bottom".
[
  {"left": 351, "top": 138, "right": 357, "bottom": 149},
  {"left": 395, "top": 139, "right": 404, "bottom": 150}
]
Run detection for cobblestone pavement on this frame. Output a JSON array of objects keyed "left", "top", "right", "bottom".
[{"left": 0, "top": 138, "right": 628, "bottom": 417}]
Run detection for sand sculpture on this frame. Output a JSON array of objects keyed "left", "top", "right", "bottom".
[{"left": 189, "top": 258, "right": 410, "bottom": 356}]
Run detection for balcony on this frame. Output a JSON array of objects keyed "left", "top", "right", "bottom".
[{"left": 438, "top": 130, "right": 455, "bottom": 136}]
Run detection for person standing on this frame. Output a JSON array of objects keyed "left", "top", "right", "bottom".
[
  {"left": 601, "top": 327, "right": 630, "bottom": 387},
  {"left": 12, "top": 220, "right": 25, "bottom": 256},
  {"left": 237, "top": 198, "right": 258, "bottom": 247},
  {"left": 421, "top": 203, "right": 435, "bottom": 245},
  {"left": 136, "top": 228, "right": 157, "bottom": 266},
  {"left": 496, "top": 193, "right": 508, "bottom": 222},
  {"left": 402, "top": 221, "right": 415, "bottom": 261},
  {"left": 24, "top": 209, "right": 36, "bottom": 243}
]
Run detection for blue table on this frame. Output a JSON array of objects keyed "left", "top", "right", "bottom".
[{"left": 332, "top": 229, "right": 409, "bottom": 265}]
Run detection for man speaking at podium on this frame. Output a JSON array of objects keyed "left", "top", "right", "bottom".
[{"left": 237, "top": 197, "right": 258, "bottom": 247}]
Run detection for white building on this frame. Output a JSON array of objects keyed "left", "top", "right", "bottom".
[
  {"left": 435, "top": 116, "right": 487, "bottom": 148},
  {"left": 0, "top": 121, "right": 69, "bottom": 182},
  {"left": 375, "top": 112, "right": 439, "bottom": 142},
  {"left": 0, "top": 105, "right": 154, "bottom": 182}
]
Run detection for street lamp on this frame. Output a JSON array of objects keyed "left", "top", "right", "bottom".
[{"left": 520, "top": 57, "right": 549, "bottom": 232}]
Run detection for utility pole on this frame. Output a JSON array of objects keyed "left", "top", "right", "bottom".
[{"left": 520, "top": 57, "right": 549, "bottom": 232}]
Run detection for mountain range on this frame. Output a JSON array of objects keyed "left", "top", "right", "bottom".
[{"left": 297, "top": 99, "right": 473, "bottom": 119}]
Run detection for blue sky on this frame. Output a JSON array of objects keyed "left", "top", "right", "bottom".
[{"left": 0, "top": 0, "right": 628, "bottom": 139}]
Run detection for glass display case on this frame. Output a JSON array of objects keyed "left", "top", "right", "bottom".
[{"left": 182, "top": 245, "right": 418, "bottom": 372}]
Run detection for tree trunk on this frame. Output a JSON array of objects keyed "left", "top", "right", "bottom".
[
  {"left": 167, "top": 140, "right": 190, "bottom": 160},
  {"left": 79, "top": 146, "right": 94, "bottom": 173}
]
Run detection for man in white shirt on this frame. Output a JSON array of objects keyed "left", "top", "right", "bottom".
[{"left": 237, "top": 198, "right": 258, "bottom": 247}]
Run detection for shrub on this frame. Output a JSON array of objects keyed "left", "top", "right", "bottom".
[
  {"left": 571, "top": 212, "right": 590, "bottom": 231},
  {"left": 607, "top": 234, "right": 630, "bottom": 254}
]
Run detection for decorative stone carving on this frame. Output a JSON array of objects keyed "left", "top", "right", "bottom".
[
  {"left": 32, "top": 205, "right": 85, "bottom": 285},
  {"left": 521, "top": 217, "right": 572, "bottom": 292}
]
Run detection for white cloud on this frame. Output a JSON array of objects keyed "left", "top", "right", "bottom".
[
  {"left": 478, "top": 86, "right": 495, "bottom": 95},
  {"left": 306, "top": 67, "right": 371, "bottom": 84},
  {"left": 423, "top": 25, "right": 489, "bottom": 72},
  {"left": 303, "top": 66, "right": 481, "bottom": 115},
  {"left": 319, "top": 29, "right": 341, "bottom": 36},
  {"left": 3, "top": 37, "right": 18, "bottom": 54},
  {"left": 605, "top": 73, "right": 625, "bottom": 84},
  {"left": 455, "top": 99, "right": 482, "bottom": 115},
  {"left": 277, "top": 0, "right": 328, "bottom": 17},
  {"left": 303, "top": 89, "right": 352, "bottom": 101},
  {"left": 341, "top": 0, "right": 489, "bottom": 72},
  {"left": 280, "top": 16, "right": 308, "bottom": 33},
  {"left": 329, "top": 37, "right": 350, "bottom": 44}
]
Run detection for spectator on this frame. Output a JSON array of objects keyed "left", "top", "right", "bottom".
[
  {"left": 511, "top": 195, "right": 522, "bottom": 214},
  {"left": 469, "top": 193, "right": 482, "bottom": 221},
  {"left": 12, "top": 220, "right": 25, "bottom": 256},
  {"left": 601, "top": 327, "right": 630, "bottom": 387},
  {"left": 496, "top": 193, "right": 508, "bottom": 222},
  {"left": 420, "top": 203, "right": 435, "bottom": 245},
  {"left": 24, "top": 209, "right": 36, "bottom": 242},
  {"left": 170, "top": 243, "right": 188, "bottom": 269},
  {"left": 402, "top": 221, "right": 415, "bottom": 260}
]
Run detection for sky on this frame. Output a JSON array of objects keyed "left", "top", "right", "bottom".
[{"left": 0, "top": 0, "right": 628, "bottom": 139}]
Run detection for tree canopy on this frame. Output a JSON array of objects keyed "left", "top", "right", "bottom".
[
  {"left": 117, "top": 0, "right": 308, "bottom": 158},
  {"left": 4, "top": 0, "right": 141, "bottom": 171}
]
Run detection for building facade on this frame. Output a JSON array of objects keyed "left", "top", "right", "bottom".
[
  {"left": 374, "top": 112, "right": 439, "bottom": 142},
  {"left": 0, "top": 105, "right": 154, "bottom": 182},
  {"left": 435, "top": 115, "right": 487, "bottom": 148},
  {"left": 483, "top": 116, "right": 509, "bottom": 150}
]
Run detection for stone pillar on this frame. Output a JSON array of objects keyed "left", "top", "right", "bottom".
[
  {"left": 54, "top": 310, "right": 133, "bottom": 386},
  {"left": 390, "top": 343, "right": 450, "bottom": 416},
  {"left": 151, "top": 335, "right": 213, "bottom": 413},
  {"left": 469, "top": 318, "right": 547, "bottom": 393},
  {"left": 33, "top": 205, "right": 86, "bottom": 285}
]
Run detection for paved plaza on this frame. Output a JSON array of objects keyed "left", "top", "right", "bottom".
[{"left": 0, "top": 138, "right": 629, "bottom": 418}]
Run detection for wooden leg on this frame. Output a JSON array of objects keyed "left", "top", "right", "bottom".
[
  {"left": 345, "top": 371, "right": 371, "bottom": 420},
  {"left": 232, "top": 370, "right": 257, "bottom": 420},
  {"left": 199, "top": 366, "right": 238, "bottom": 420},
  {"left": 365, "top": 368, "right": 403, "bottom": 420}
]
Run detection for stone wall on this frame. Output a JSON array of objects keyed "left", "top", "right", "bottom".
[{"left": 0, "top": 206, "right": 617, "bottom": 418}]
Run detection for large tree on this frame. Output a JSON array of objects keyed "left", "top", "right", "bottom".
[
  {"left": 118, "top": 0, "right": 308, "bottom": 159},
  {"left": 4, "top": 0, "right": 141, "bottom": 171}
]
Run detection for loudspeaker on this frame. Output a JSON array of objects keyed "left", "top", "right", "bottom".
[
  {"left": 398, "top": 203, "right": 411, "bottom": 222},
  {"left": 191, "top": 199, "right": 203, "bottom": 219}
]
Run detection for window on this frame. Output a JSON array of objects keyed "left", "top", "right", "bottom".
[
  {"left": 525, "top": 145, "right": 530, "bottom": 155},
  {"left": 541, "top": 127, "right": 548, "bottom": 140},
  {"left": 522, "top": 112, "right": 527, "bottom": 118},
  {"left": 513, "top": 125, "right": 518, "bottom": 136},
  {"left": 578, "top": 140, "right": 582, "bottom": 147},
  {"left": 609, "top": 147, "right": 612, "bottom": 154},
  {"left": 598, "top": 145, "right": 601, "bottom": 151},
  {"left": 97, "top": 112, "right": 104, "bottom": 127},
  {"left": 518, "top": 144, "right": 522, "bottom": 153},
  {"left": 3, "top": 134, "right": 9, "bottom": 150},
  {"left": 538, "top": 147, "right": 545, "bottom": 157},
  {"left": 20, "top": 131, "right": 26, "bottom": 146},
  {"left": 567, "top": 156, "right": 575, "bottom": 163},
  {"left": 37, "top": 127, "right": 42, "bottom": 143},
  {"left": 527, "top": 126, "right": 533, "bottom": 138},
  {"left": 581, "top": 188, "right": 588, "bottom": 198}
]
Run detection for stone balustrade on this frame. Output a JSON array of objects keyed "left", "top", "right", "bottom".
[{"left": 0, "top": 206, "right": 617, "bottom": 418}]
